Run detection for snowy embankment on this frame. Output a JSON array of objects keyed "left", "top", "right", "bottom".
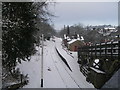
[
  {"left": 16, "top": 37, "right": 95, "bottom": 88},
  {"left": 16, "top": 46, "right": 42, "bottom": 88}
]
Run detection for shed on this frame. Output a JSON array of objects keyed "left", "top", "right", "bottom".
[{"left": 68, "top": 39, "right": 84, "bottom": 51}]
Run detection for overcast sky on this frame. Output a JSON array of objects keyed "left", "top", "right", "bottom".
[{"left": 49, "top": 2, "right": 118, "bottom": 30}]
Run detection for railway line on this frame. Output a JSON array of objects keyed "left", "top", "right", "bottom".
[
  {"left": 53, "top": 47, "right": 80, "bottom": 88},
  {"left": 43, "top": 39, "right": 94, "bottom": 88},
  {"left": 43, "top": 41, "right": 78, "bottom": 88},
  {"left": 16, "top": 38, "right": 94, "bottom": 88}
]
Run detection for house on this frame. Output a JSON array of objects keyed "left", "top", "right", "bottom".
[
  {"left": 63, "top": 33, "right": 85, "bottom": 51},
  {"left": 68, "top": 39, "right": 84, "bottom": 51},
  {"left": 63, "top": 34, "right": 71, "bottom": 47},
  {"left": 77, "top": 34, "right": 84, "bottom": 41},
  {"left": 98, "top": 27, "right": 117, "bottom": 36}
]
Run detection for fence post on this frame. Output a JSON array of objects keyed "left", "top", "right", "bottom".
[
  {"left": 118, "top": 41, "right": 120, "bottom": 60},
  {"left": 95, "top": 44, "right": 97, "bottom": 58},
  {"left": 111, "top": 42, "right": 113, "bottom": 60},
  {"left": 20, "top": 74, "right": 23, "bottom": 84},
  {"left": 105, "top": 42, "right": 107, "bottom": 59},
  {"left": 91, "top": 46, "right": 92, "bottom": 58},
  {"left": 100, "top": 43, "right": 101, "bottom": 57}
]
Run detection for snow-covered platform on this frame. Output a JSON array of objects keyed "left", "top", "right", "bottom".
[{"left": 55, "top": 38, "right": 94, "bottom": 88}]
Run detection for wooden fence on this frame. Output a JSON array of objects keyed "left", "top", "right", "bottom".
[{"left": 77, "top": 41, "right": 120, "bottom": 89}]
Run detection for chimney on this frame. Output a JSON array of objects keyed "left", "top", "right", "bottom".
[
  {"left": 64, "top": 25, "right": 65, "bottom": 30},
  {"left": 67, "top": 25, "right": 70, "bottom": 36}
]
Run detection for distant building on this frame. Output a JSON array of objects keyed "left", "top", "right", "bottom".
[
  {"left": 63, "top": 34, "right": 71, "bottom": 47},
  {"left": 63, "top": 34, "right": 84, "bottom": 49},
  {"left": 68, "top": 39, "right": 84, "bottom": 51},
  {"left": 98, "top": 27, "right": 117, "bottom": 36},
  {"left": 77, "top": 34, "right": 84, "bottom": 41}
]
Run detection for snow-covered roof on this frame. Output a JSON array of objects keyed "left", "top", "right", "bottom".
[
  {"left": 77, "top": 34, "right": 84, "bottom": 41},
  {"left": 66, "top": 36, "right": 71, "bottom": 41},
  {"left": 77, "top": 34, "right": 79, "bottom": 38},
  {"left": 77, "top": 34, "right": 80, "bottom": 40},
  {"left": 80, "top": 36, "right": 84, "bottom": 41},
  {"left": 63, "top": 34, "right": 71, "bottom": 41},
  {"left": 104, "top": 27, "right": 116, "bottom": 30},
  {"left": 68, "top": 39, "right": 80, "bottom": 44},
  {"left": 64, "top": 34, "right": 67, "bottom": 39},
  {"left": 90, "top": 67, "right": 105, "bottom": 74},
  {"left": 67, "top": 38, "right": 71, "bottom": 41}
]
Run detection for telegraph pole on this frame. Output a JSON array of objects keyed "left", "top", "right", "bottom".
[{"left": 41, "top": 34, "right": 44, "bottom": 88}]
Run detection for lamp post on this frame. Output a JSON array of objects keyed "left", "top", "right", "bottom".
[{"left": 41, "top": 34, "right": 44, "bottom": 88}]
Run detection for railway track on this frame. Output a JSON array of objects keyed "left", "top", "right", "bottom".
[{"left": 52, "top": 46, "right": 81, "bottom": 88}]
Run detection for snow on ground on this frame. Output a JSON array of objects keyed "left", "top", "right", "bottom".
[
  {"left": 43, "top": 40, "right": 78, "bottom": 88},
  {"left": 16, "top": 47, "right": 41, "bottom": 88},
  {"left": 16, "top": 37, "right": 95, "bottom": 88}
]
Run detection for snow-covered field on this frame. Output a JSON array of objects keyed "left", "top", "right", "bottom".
[{"left": 16, "top": 37, "right": 95, "bottom": 88}]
